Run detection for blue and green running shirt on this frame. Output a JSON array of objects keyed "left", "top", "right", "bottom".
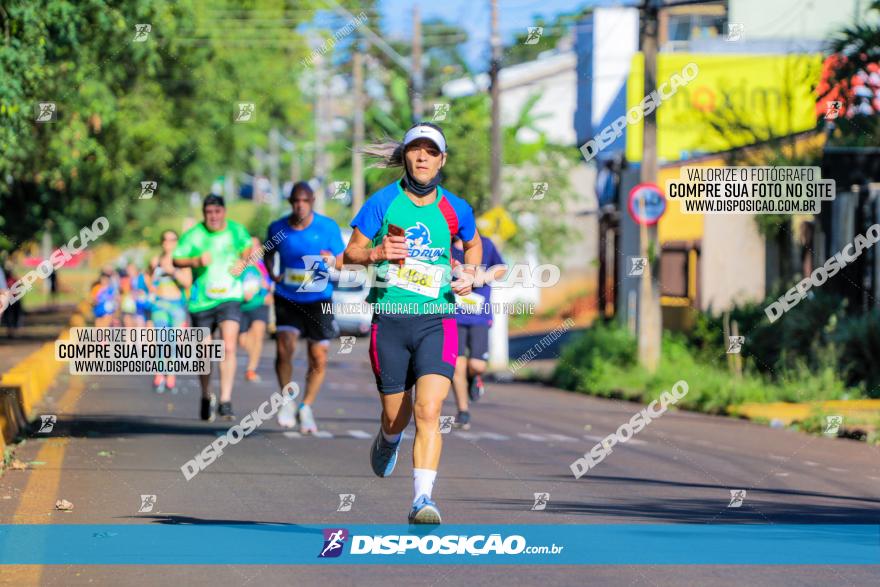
[{"left": 351, "top": 180, "right": 477, "bottom": 315}]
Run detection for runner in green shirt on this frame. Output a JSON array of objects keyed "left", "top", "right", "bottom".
[{"left": 173, "top": 194, "right": 252, "bottom": 421}]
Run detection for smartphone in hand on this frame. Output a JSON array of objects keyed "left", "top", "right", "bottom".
[{"left": 387, "top": 224, "right": 406, "bottom": 266}]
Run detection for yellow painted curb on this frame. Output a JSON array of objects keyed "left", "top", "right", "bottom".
[
  {"left": 1, "top": 343, "right": 63, "bottom": 420},
  {"left": 728, "top": 400, "right": 880, "bottom": 425}
]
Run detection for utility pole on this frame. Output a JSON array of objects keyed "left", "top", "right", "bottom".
[
  {"left": 313, "top": 49, "right": 330, "bottom": 214},
  {"left": 489, "top": 0, "right": 502, "bottom": 207},
  {"left": 411, "top": 5, "right": 424, "bottom": 123},
  {"left": 269, "top": 127, "right": 280, "bottom": 206},
  {"left": 638, "top": 0, "right": 661, "bottom": 372},
  {"left": 328, "top": 0, "right": 414, "bottom": 123},
  {"left": 290, "top": 142, "right": 301, "bottom": 183},
  {"left": 352, "top": 39, "right": 366, "bottom": 214}
]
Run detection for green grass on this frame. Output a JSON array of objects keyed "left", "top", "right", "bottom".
[{"left": 552, "top": 323, "right": 857, "bottom": 415}]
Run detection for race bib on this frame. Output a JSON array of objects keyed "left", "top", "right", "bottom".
[
  {"left": 283, "top": 268, "right": 309, "bottom": 287},
  {"left": 204, "top": 272, "right": 236, "bottom": 300},
  {"left": 454, "top": 291, "right": 486, "bottom": 312},
  {"left": 387, "top": 258, "right": 444, "bottom": 299}
]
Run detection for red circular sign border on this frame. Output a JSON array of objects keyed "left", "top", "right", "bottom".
[{"left": 627, "top": 183, "right": 666, "bottom": 226}]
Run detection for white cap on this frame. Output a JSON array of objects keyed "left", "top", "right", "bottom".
[{"left": 403, "top": 125, "right": 447, "bottom": 153}]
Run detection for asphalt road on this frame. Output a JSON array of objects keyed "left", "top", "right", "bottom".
[
  {"left": 508, "top": 327, "right": 585, "bottom": 361},
  {"left": 1, "top": 335, "right": 879, "bottom": 586}
]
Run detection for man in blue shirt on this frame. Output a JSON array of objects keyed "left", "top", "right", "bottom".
[
  {"left": 450, "top": 234, "right": 506, "bottom": 429},
  {"left": 264, "top": 182, "right": 345, "bottom": 434}
]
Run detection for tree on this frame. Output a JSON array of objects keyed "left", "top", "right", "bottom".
[
  {"left": 503, "top": 9, "right": 587, "bottom": 67},
  {"left": 0, "top": 0, "right": 319, "bottom": 251},
  {"left": 817, "top": 0, "right": 880, "bottom": 146}
]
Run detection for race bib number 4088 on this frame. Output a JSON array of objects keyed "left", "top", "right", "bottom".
[{"left": 386, "top": 258, "right": 445, "bottom": 299}]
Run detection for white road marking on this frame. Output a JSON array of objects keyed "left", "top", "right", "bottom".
[
  {"left": 454, "top": 431, "right": 510, "bottom": 441},
  {"left": 283, "top": 430, "right": 334, "bottom": 438},
  {"left": 544, "top": 433, "right": 578, "bottom": 443},
  {"left": 347, "top": 430, "right": 372, "bottom": 439},
  {"left": 583, "top": 434, "right": 646, "bottom": 446},
  {"left": 804, "top": 461, "right": 819, "bottom": 467},
  {"left": 478, "top": 431, "right": 510, "bottom": 441},
  {"left": 518, "top": 433, "right": 548, "bottom": 442},
  {"left": 827, "top": 467, "right": 848, "bottom": 473}
]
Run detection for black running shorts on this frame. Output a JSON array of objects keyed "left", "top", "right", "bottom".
[
  {"left": 239, "top": 304, "right": 269, "bottom": 333},
  {"left": 368, "top": 312, "right": 459, "bottom": 394},
  {"left": 190, "top": 301, "right": 241, "bottom": 332},
  {"left": 274, "top": 295, "right": 338, "bottom": 342},
  {"left": 457, "top": 323, "right": 490, "bottom": 361}
]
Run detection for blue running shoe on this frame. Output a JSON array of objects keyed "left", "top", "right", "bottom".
[
  {"left": 370, "top": 429, "right": 402, "bottom": 477},
  {"left": 408, "top": 494, "right": 442, "bottom": 524}
]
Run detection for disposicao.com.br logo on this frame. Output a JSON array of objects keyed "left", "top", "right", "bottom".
[{"left": 318, "top": 529, "right": 564, "bottom": 558}]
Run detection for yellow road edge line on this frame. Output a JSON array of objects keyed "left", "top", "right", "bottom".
[{"left": 5, "top": 373, "right": 85, "bottom": 583}]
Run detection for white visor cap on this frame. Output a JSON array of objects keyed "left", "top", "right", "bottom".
[{"left": 402, "top": 125, "right": 447, "bottom": 153}]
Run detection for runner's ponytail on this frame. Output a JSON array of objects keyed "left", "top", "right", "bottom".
[{"left": 362, "top": 138, "right": 405, "bottom": 168}]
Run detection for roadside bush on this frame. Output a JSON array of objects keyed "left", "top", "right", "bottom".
[
  {"left": 834, "top": 308, "right": 880, "bottom": 398},
  {"left": 553, "top": 322, "right": 854, "bottom": 415},
  {"left": 690, "top": 289, "right": 847, "bottom": 376},
  {"left": 552, "top": 322, "right": 635, "bottom": 394}
]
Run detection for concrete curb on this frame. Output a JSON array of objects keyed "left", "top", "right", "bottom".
[{"left": 0, "top": 300, "right": 89, "bottom": 459}]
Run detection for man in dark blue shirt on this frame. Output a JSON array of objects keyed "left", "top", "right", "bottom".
[{"left": 450, "top": 234, "right": 506, "bottom": 429}]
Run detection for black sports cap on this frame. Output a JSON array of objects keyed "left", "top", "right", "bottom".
[
  {"left": 288, "top": 181, "right": 314, "bottom": 200},
  {"left": 203, "top": 194, "right": 225, "bottom": 208}
]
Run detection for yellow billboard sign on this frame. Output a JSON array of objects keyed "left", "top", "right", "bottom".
[{"left": 626, "top": 53, "right": 822, "bottom": 163}]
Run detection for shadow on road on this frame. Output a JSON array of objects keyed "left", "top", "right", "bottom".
[
  {"left": 521, "top": 497, "right": 880, "bottom": 523},
  {"left": 48, "top": 414, "right": 377, "bottom": 439},
  {"left": 464, "top": 473, "right": 880, "bottom": 523},
  {"left": 133, "top": 514, "right": 320, "bottom": 535}
]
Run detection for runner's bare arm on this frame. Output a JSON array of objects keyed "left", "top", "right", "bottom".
[
  {"left": 320, "top": 250, "right": 344, "bottom": 270},
  {"left": 264, "top": 248, "right": 282, "bottom": 282},
  {"left": 229, "top": 244, "right": 253, "bottom": 277},
  {"left": 239, "top": 244, "right": 252, "bottom": 264},
  {"left": 461, "top": 233, "right": 482, "bottom": 272},
  {"left": 175, "top": 267, "right": 192, "bottom": 289},
  {"left": 157, "top": 254, "right": 191, "bottom": 289},
  {"left": 452, "top": 233, "right": 482, "bottom": 295},
  {"left": 172, "top": 253, "right": 208, "bottom": 269},
  {"left": 344, "top": 227, "right": 407, "bottom": 266}
]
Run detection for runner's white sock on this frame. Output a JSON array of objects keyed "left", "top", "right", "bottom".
[
  {"left": 413, "top": 468, "right": 437, "bottom": 502},
  {"left": 382, "top": 429, "right": 401, "bottom": 444}
]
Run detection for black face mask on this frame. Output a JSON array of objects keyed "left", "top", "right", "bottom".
[{"left": 401, "top": 165, "right": 442, "bottom": 196}]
